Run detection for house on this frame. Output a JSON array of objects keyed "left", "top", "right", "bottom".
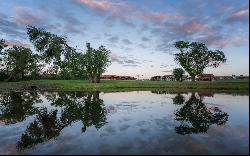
[
  {"left": 119, "top": 76, "right": 136, "bottom": 80},
  {"left": 100, "top": 75, "right": 120, "bottom": 80},
  {"left": 150, "top": 76, "right": 162, "bottom": 81},
  {"left": 236, "top": 75, "right": 249, "bottom": 80},
  {"left": 100, "top": 75, "right": 136, "bottom": 80},
  {"left": 196, "top": 74, "right": 214, "bottom": 81},
  {"left": 162, "top": 75, "right": 175, "bottom": 81},
  {"left": 214, "top": 76, "right": 234, "bottom": 80}
]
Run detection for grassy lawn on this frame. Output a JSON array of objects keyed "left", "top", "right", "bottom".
[{"left": 0, "top": 79, "right": 248, "bottom": 92}]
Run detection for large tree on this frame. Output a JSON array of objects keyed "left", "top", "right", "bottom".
[
  {"left": 26, "top": 25, "right": 86, "bottom": 79},
  {"left": 173, "top": 68, "right": 185, "bottom": 81},
  {"left": 0, "top": 46, "right": 39, "bottom": 81},
  {"left": 84, "top": 43, "right": 111, "bottom": 83},
  {"left": 174, "top": 41, "right": 226, "bottom": 81}
]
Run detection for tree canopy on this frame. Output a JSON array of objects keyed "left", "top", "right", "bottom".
[
  {"left": 174, "top": 41, "right": 226, "bottom": 81},
  {"left": 173, "top": 68, "right": 185, "bottom": 81},
  {"left": 26, "top": 25, "right": 87, "bottom": 80},
  {"left": 84, "top": 43, "right": 111, "bottom": 83},
  {"left": 0, "top": 46, "right": 40, "bottom": 81}
]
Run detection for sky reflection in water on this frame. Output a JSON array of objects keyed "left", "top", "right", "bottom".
[{"left": 0, "top": 91, "right": 249, "bottom": 155}]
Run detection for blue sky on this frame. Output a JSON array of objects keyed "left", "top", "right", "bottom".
[{"left": 0, "top": 0, "right": 249, "bottom": 78}]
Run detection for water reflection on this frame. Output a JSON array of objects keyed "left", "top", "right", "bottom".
[
  {"left": 0, "top": 92, "right": 41, "bottom": 125},
  {"left": 173, "top": 93, "right": 229, "bottom": 135},
  {"left": 0, "top": 91, "right": 107, "bottom": 151},
  {"left": 0, "top": 91, "right": 247, "bottom": 154}
]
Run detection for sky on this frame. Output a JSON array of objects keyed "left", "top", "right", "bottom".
[{"left": 0, "top": 0, "right": 249, "bottom": 79}]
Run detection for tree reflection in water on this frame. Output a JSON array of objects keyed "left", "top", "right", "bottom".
[
  {"left": 174, "top": 93, "right": 229, "bottom": 135},
  {"left": 0, "top": 91, "right": 107, "bottom": 151},
  {"left": 0, "top": 92, "right": 41, "bottom": 125}
]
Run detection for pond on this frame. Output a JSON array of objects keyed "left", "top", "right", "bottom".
[{"left": 0, "top": 91, "right": 249, "bottom": 155}]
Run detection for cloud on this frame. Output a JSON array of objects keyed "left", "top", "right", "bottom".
[
  {"left": 74, "top": 0, "right": 182, "bottom": 27},
  {"left": 52, "top": 5, "right": 87, "bottom": 35},
  {"left": 137, "top": 11, "right": 183, "bottom": 23},
  {"left": 0, "top": 12, "right": 26, "bottom": 39},
  {"left": 160, "top": 64, "right": 175, "bottom": 68},
  {"left": 108, "top": 36, "right": 119, "bottom": 43},
  {"left": 141, "top": 36, "right": 150, "bottom": 42},
  {"left": 12, "top": 6, "right": 46, "bottom": 26},
  {"left": 5, "top": 39, "right": 31, "bottom": 48},
  {"left": 226, "top": 8, "right": 249, "bottom": 23},
  {"left": 138, "top": 44, "right": 147, "bottom": 49},
  {"left": 110, "top": 53, "right": 141, "bottom": 67},
  {"left": 76, "top": 0, "right": 112, "bottom": 11},
  {"left": 122, "top": 39, "right": 132, "bottom": 45}
]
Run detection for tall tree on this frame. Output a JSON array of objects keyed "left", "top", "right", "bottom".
[
  {"left": 173, "top": 68, "right": 185, "bottom": 81},
  {"left": 0, "top": 46, "right": 39, "bottom": 81},
  {"left": 26, "top": 25, "right": 86, "bottom": 79},
  {"left": 174, "top": 41, "right": 226, "bottom": 81},
  {"left": 84, "top": 43, "right": 111, "bottom": 83}
]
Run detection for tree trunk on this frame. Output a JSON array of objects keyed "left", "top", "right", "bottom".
[
  {"left": 21, "top": 71, "right": 24, "bottom": 80},
  {"left": 92, "top": 75, "right": 100, "bottom": 83},
  {"left": 191, "top": 76, "right": 195, "bottom": 82}
]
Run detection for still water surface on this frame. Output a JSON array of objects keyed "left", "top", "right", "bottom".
[{"left": 0, "top": 91, "right": 249, "bottom": 155}]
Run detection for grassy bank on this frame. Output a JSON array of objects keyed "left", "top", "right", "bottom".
[{"left": 0, "top": 80, "right": 248, "bottom": 92}]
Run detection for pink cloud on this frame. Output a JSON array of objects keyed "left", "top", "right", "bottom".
[
  {"left": 76, "top": 0, "right": 112, "bottom": 11},
  {"left": 12, "top": 6, "right": 46, "bottom": 25},
  {"left": 5, "top": 40, "right": 31, "bottom": 48},
  {"left": 182, "top": 21, "right": 207, "bottom": 34},
  {"left": 74, "top": 0, "right": 182, "bottom": 23},
  {"left": 138, "top": 11, "right": 182, "bottom": 22},
  {"left": 232, "top": 9, "right": 249, "bottom": 18}
]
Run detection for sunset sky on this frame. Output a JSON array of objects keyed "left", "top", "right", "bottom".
[{"left": 0, "top": 0, "right": 249, "bottom": 78}]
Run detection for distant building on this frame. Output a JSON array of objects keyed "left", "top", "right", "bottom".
[
  {"left": 214, "top": 75, "right": 249, "bottom": 80},
  {"left": 100, "top": 75, "right": 136, "bottom": 80},
  {"left": 236, "top": 75, "right": 249, "bottom": 80},
  {"left": 150, "top": 76, "right": 162, "bottom": 81},
  {"left": 100, "top": 75, "right": 120, "bottom": 80},
  {"left": 214, "top": 76, "right": 234, "bottom": 80},
  {"left": 162, "top": 75, "right": 175, "bottom": 81},
  {"left": 196, "top": 74, "right": 214, "bottom": 81}
]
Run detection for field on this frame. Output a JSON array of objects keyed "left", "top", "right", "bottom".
[{"left": 0, "top": 79, "right": 248, "bottom": 92}]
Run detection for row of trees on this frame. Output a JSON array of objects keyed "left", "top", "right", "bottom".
[
  {"left": 1, "top": 25, "right": 226, "bottom": 83},
  {"left": 0, "top": 26, "right": 111, "bottom": 83},
  {"left": 172, "top": 41, "right": 226, "bottom": 81}
]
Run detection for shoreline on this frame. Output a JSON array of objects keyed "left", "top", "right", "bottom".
[{"left": 0, "top": 80, "right": 248, "bottom": 93}]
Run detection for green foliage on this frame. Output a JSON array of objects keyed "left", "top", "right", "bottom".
[
  {"left": 26, "top": 25, "right": 88, "bottom": 80},
  {"left": 26, "top": 25, "right": 72, "bottom": 63},
  {"left": 83, "top": 43, "right": 111, "bottom": 83},
  {"left": 0, "top": 39, "right": 7, "bottom": 52},
  {"left": 174, "top": 41, "right": 226, "bottom": 81},
  {"left": 173, "top": 68, "right": 185, "bottom": 81},
  {"left": 0, "top": 46, "right": 40, "bottom": 81},
  {"left": 174, "top": 93, "right": 228, "bottom": 135}
]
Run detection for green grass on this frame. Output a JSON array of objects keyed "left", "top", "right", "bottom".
[{"left": 0, "top": 79, "right": 248, "bottom": 92}]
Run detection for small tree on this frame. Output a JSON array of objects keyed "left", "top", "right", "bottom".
[
  {"left": 173, "top": 68, "right": 185, "bottom": 81},
  {"left": 174, "top": 41, "right": 226, "bottom": 81},
  {"left": 83, "top": 43, "right": 111, "bottom": 83}
]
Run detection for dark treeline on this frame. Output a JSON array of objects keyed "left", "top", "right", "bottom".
[{"left": 0, "top": 26, "right": 111, "bottom": 83}]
